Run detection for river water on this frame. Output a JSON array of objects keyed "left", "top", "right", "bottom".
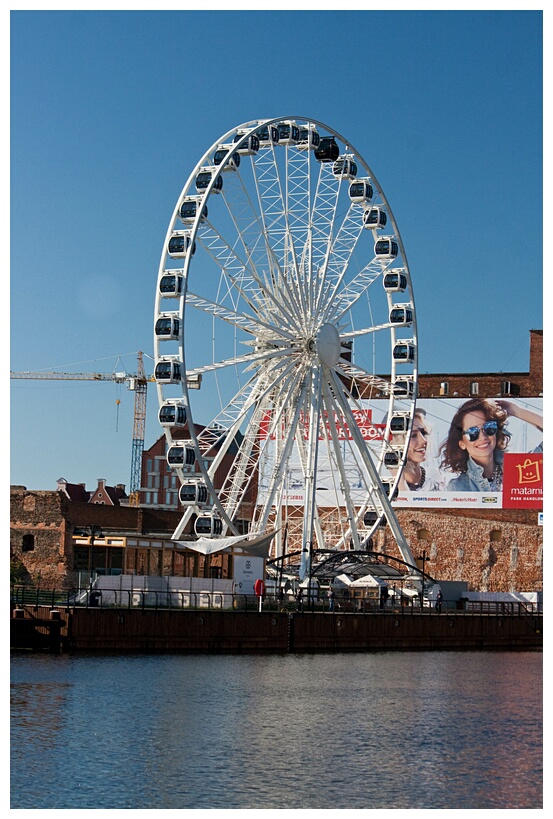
[{"left": 10, "top": 651, "right": 542, "bottom": 810}]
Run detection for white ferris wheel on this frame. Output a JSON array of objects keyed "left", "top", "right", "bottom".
[{"left": 154, "top": 117, "right": 418, "bottom": 579}]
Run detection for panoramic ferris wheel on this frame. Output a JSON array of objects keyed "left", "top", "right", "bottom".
[{"left": 153, "top": 117, "right": 418, "bottom": 579}]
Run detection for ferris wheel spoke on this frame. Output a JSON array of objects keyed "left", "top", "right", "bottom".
[
  {"left": 321, "top": 258, "right": 384, "bottom": 325},
  {"left": 315, "top": 404, "right": 352, "bottom": 547},
  {"left": 293, "top": 397, "right": 328, "bottom": 552},
  {"left": 250, "top": 150, "right": 311, "bottom": 322},
  {"left": 328, "top": 367, "right": 415, "bottom": 566},
  {"left": 250, "top": 383, "right": 299, "bottom": 537},
  {"left": 185, "top": 345, "right": 294, "bottom": 380},
  {"left": 257, "top": 376, "right": 309, "bottom": 533},
  {"left": 194, "top": 355, "right": 302, "bottom": 479},
  {"left": 312, "top": 204, "right": 365, "bottom": 319},
  {"left": 340, "top": 322, "right": 397, "bottom": 340},
  {"left": 298, "top": 368, "right": 323, "bottom": 575},
  {"left": 216, "top": 398, "right": 271, "bottom": 525},
  {"left": 321, "top": 380, "right": 387, "bottom": 550},
  {"left": 320, "top": 378, "right": 365, "bottom": 549},
  {"left": 196, "top": 220, "right": 298, "bottom": 330},
  {"left": 185, "top": 290, "right": 297, "bottom": 344},
  {"left": 219, "top": 361, "right": 305, "bottom": 522},
  {"left": 187, "top": 364, "right": 304, "bottom": 532},
  {"left": 216, "top": 168, "right": 308, "bottom": 329},
  {"left": 334, "top": 357, "right": 394, "bottom": 399},
  {"left": 309, "top": 162, "right": 342, "bottom": 291},
  {"left": 283, "top": 148, "right": 320, "bottom": 319},
  {"left": 191, "top": 367, "right": 304, "bottom": 526}
]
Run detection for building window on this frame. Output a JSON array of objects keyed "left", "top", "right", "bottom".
[
  {"left": 147, "top": 460, "right": 152, "bottom": 472},
  {"left": 501, "top": 381, "right": 520, "bottom": 396},
  {"left": 490, "top": 529, "right": 502, "bottom": 542},
  {"left": 22, "top": 534, "right": 35, "bottom": 552},
  {"left": 74, "top": 547, "right": 89, "bottom": 570},
  {"left": 470, "top": 382, "right": 479, "bottom": 395},
  {"left": 439, "top": 382, "right": 449, "bottom": 396}
]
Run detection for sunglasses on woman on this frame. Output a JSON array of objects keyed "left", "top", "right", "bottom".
[{"left": 462, "top": 420, "right": 498, "bottom": 442}]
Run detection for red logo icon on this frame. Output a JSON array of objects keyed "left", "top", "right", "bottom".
[{"left": 503, "top": 452, "right": 543, "bottom": 508}]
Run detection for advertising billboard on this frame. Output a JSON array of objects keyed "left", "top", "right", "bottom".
[
  {"left": 257, "top": 397, "right": 543, "bottom": 511},
  {"left": 391, "top": 397, "right": 543, "bottom": 509}
]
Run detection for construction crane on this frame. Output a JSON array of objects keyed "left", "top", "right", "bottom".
[{"left": 11, "top": 352, "right": 152, "bottom": 507}]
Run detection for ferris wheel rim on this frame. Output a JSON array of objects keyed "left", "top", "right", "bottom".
[{"left": 154, "top": 116, "right": 418, "bottom": 564}]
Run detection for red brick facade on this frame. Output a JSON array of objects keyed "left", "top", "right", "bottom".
[
  {"left": 10, "top": 488, "right": 184, "bottom": 589},
  {"left": 415, "top": 330, "right": 542, "bottom": 398},
  {"left": 376, "top": 508, "right": 542, "bottom": 593},
  {"left": 139, "top": 430, "right": 255, "bottom": 517}
]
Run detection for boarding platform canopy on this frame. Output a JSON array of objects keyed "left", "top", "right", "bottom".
[{"left": 173, "top": 531, "right": 275, "bottom": 558}]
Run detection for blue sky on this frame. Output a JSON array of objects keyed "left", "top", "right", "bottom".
[{"left": 9, "top": 8, "right": 543, "bottom": 492}]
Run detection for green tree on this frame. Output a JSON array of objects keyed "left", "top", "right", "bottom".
[{"left": 10, "top": 558, "right": 27, "bottom": 585}]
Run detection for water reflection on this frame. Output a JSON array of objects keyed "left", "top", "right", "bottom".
[{"left": 11, "top": 652, "right": 542, "bottom": 809}]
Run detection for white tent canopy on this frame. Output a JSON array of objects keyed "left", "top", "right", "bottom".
[
  {"left": 349, "top": 574, "right": 388, "bottom": 587},
  {"left": 333, "top": 573, "right": 354, "bottom": 587},
  {"left": 333, "top": 572, "right": 388, "bottom": 588}
]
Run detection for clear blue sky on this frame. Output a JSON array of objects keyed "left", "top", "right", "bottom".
[{"left": 9, "top": 9, "right": 543, "bottom": 492}]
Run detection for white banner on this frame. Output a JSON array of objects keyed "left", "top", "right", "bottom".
[{"left": 256, "top": 397, "right": 543, "bottom": 510}]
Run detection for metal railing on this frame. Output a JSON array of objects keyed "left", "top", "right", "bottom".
[
  {"left": 10, "top": 585, "right": 542, "bottom": 617},
  {"left": 10, "top": 585, "right": 273, "bottom": 613}
]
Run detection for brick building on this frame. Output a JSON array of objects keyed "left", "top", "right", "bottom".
[
  {"left": 9, "top": 482, "right": 543, "bottom": 594},
  {"left": 361, "top": 329, "right": 543, "bottom": 592},
  {"left": 10, "top": 488, "right": 185, "bottom": 588},
  {"left": 378, "top": 507, "right": 542, "bottom": 594},
  {"left": 139, "top": 436, "right": 180, "bottom": 508},
  {"left": 56, "top": 477, "right": 128, "bottom": 506},
  {"left": 10, "top": 331, "right": 542, "bottom": 594},
  {"left": 138, "top": 424, "right": 254, "bottom": 515},
  {"left": 415, "top": 329, "right": 542, "bottom": 399}
]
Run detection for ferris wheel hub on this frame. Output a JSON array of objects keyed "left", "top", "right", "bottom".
[{"left": 315, "top": 323, "right": 341, "bottom": 368}]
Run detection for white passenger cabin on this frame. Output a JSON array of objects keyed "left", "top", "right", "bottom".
[
  {"left": 167, "top": 441, "right": 196, "bottom": 468},
  {"left": 158, "top": 400, "right": 188, "bottom": 428},
  {"left": 159, "top": 271, "right": 185, "bottom": 298},
  {"left": 155, "top": 313, "right": 180, "bottom": 340}
]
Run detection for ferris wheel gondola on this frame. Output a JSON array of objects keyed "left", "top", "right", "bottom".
[{"left": 153, "top": 117, "right": 419, "bottom": 578}]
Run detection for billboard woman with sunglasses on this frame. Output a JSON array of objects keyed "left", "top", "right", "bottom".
[{"left": 440, "top": 398, "right": 543, "bottom": 491}]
